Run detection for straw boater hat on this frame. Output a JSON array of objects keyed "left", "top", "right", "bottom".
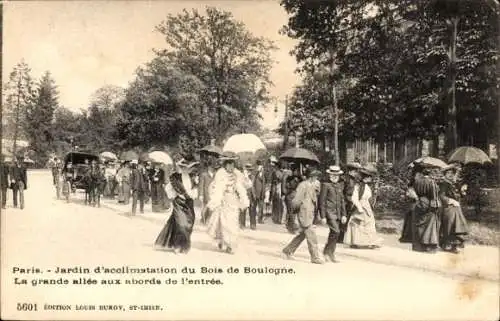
[
  {"left": 326, "top": 165, "right": 343, "bottom": 175},
  {"left": 360, "top": 163, "right": 378, "bottom": 176},
  {"left": 269, "top": 155, "right": 278, "bottom": 164},
  {"left": 220, "top": 151, "right": 239, "bottom": 161},
  {"left": 441, "top": 163, "right": 458, "bottom": 173}
]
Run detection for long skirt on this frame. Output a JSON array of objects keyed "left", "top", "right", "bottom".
[
  {"left": 151, "top": 183, "right": 164, "bottom": 212},
  {"left": 207, "top": 194, "right": 241, "bottom": 250},
  {"left": 285, "top": 194, "right": 298, "bottom": 233},
  {"left": 154, "top": 196, "right": 195, "bottom": 253},
  {"left": 440, "top": 205, "right": 468, "bottom": 248},
  {"left": 119, "top": 182, "right": 131, "bottom": 204},
  {"left": 411, "top": 203, "right": 440, "bottom": 252},
  {"left": 103, "top": 178, "right": 115, "bottom": 198},
  {"left": 399, "top": 203, "right": 416, "bottom": 243},
  {"left": 344, "top": 211, "right": 381, "bottom": 247}
]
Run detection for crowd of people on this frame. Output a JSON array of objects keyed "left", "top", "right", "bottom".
[
  {"left": 0, "top": 156, "right": 28, "bottom": 210},
  {"left": 150, "top": 149, "right": 471, "bottom": 264},
  {"left": 5, "top": 147, "right": 470, "bottom": 265}
]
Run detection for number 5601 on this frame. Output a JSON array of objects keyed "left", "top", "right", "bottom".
[{"left": 17, "top": 303, "right": 37, "bottom": 311}]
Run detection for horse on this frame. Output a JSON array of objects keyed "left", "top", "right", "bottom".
[{"left": 83, "top": 166, "right": 106, "bottom": 207}]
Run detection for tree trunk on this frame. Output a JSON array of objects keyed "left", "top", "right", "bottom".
[
  {"left": 12, "top": 77, "right": 22, "bottom": 157},
  {"left": 333, "top": 86, "right": 339, "bottom": 166},
  {"left": 445, "top": 16, "right": 459, "bottom": 154}
]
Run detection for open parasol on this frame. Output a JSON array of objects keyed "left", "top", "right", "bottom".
[
  {"left": 448, "top": 146, "right": 492, "bottom": 165},
  {"left": 199, "top": 145, "right": 223, "bottom": 156},
  {"left": 413, "top": 156, "right": 447, "bottom": 169},
  {"left": 100, "top": 151, "right": 117, "bottom": 160},
  {"left": 223, "top": 134, "right": 267, "bottom": 165},
  {"left": 149, "top": 151, "right": 173, "bottom": 166},
  {"left": 279, "top": 147, "right": 320, "bottom": 164}
]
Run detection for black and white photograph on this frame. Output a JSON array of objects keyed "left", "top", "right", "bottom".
[{"left": 1, "top": 0, "right": 499, "bottom": 320}]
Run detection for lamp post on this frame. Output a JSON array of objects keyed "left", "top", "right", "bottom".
[
  {"left": 272, "top": 96, "right": 290, "bottom": 149},
  {"left": 315, "top": 65, "right": 340, "bottom": 166}
]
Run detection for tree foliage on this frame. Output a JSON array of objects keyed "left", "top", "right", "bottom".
[
  {"left": 2, "top": 60, "right": 35, "bottom": 155},
  {"left": 154, "top": 7, "right": 276, "bottom": 143},
  {"left": 25, "top": 71, "right": 59, "bottom": 163},
  {"left": 280, "top": 0, "right": 499, "bottom": 150}
]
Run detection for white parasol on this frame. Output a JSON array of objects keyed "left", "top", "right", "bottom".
[
  {"left": 223, "top": 134, "right": 266, "bottom": 154},
  {"left": 100, "top": 151, "right": 118, "bottom": 160},
  {"left": 149, "top": 151, "right": 174, "bottom": 165}
]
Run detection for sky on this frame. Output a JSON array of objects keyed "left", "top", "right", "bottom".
[{"left": 3, "top": 0, "right": 301, "bottom": 130}]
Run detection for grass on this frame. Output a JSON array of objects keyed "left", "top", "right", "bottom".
[{"left": 374, "top": 205, "right": 500, "bottom": 247}]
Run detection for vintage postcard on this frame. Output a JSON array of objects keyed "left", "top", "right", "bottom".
[{"left": 1, "top": 0, "right": 499, "bottom": 320}]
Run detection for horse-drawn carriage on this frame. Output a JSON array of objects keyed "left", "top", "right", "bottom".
[{"left": 61, "top": 152, "right": 105, "bottom": 206}]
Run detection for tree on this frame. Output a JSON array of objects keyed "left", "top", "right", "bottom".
[
  {"left": 25, "top": 71, "right": 59, "bottom": 163},
  {"left": 51, "top": 107, "right": 85, "bottom": 156},
  {"left": 280, "top": 0, "right": 499, "bottom": 155},
  {"left": 155, "top": 6, "right": 276, "bottom": 143},
  {"left": 2, "top": 60, "right": 35, "bottom": 156},
  {"left": 116, "top": 59, "right": 208, "bottom": 150},
  {"left": 76, "top": 85, "right": 125, "bottom": 153},
  {"left": 89, "top": 85, "right": 125, "bottom": 111}
]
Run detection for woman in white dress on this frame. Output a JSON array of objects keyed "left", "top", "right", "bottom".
[
  {"left": 206, "top": 151, "right": 250, "bottom": 254},
  {"left": 344, "top": 165, "right": 382, "bottom": 249}
]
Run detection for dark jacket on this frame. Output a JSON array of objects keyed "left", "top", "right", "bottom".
[
  {"left": 319, "top": 180, "right": 346, "bottom": 221},
  {"left": 130, "top": 167, "right": 149, "bottom": 192},
  {"left": 343, "top": 175, "right": 357, "bottom": 213},
  {"left": 1, "top": 163, "right": 9, "bottom": 188},
  {"left": 10, "top": 165, "right": 27, "bottom": 189},
  {"left": 198, "top": 168, "right": 215, "bottom": 205},
  {"left": 252, "top": 169, "right": 266, "bottom": 200},
  {"left": 149, "top": 168, "right": 165, "bottom": 185}
]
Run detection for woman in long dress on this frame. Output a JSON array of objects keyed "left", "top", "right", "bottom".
[
  {"left": 411, "top": 167, "right": 441, "bottom": 253},
  {"left": 116, "top": 161, "right": 131, "bottom": 204},
  {"left": 150, "top": 163, "right": 166, "bottom": 212},
  {"left": 154, "top": 162, "right": 198, "bottom": 254},
  {"left": 399, "top": 164, "right": 423, "bottom": 243},
  {"left": 439, "top": 164, "right": 469, "bottom": 253},
  {"left": 344, "top": 166, "right": 382, "bottom": 249},
  {"left": 206, "top": 152, "right": 249, "bottom": 254}
]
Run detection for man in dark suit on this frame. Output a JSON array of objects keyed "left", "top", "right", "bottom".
[
  {"left": 250, "top": 160, "right": 266, "bottom": 229},
  {"left": 319, "top": 165, "right": 347, "bottom": 263},
  {"left": 130, "top": 160, "right": 149, "bottom": 215},
  {"left": 10, "top": 157, "right": 27, "bottom": 209},
  {"left": 1, "top": 156, "right": 10, "bottom": 209}
]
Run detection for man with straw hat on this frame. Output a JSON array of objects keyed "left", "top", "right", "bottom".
[
  {"left": 319, "top": 165, "right": 346, "bottom": 263},
  {"left": 282, "top": 168, "right": 324, "bottom": 264}
]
